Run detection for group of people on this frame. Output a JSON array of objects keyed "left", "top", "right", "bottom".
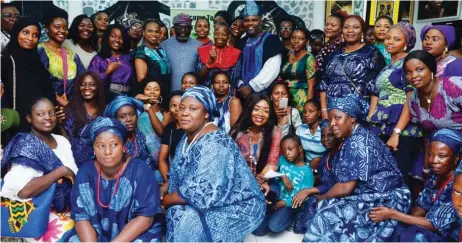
[{"left": 1, "top": 0, "right": 462, "bottom": 242}]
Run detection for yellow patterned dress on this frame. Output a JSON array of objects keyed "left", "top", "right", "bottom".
[{"left": 280, "top": 53, "right": 317, "bottom": 114}]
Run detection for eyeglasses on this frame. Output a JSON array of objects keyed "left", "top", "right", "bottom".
[
  {"left": 1, "top": 13, "right": 21, "bottom": 19},
  {"left": 310, "top": 34, "right": 325, "bottom": 40},
  {"left": 280, "top": 27, "right": 293, "bottom": 31}
]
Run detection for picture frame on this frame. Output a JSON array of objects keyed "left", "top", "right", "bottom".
[
  {"left": 325, "top": 1, "right": 354, "bottom": 20},
  {"left": 369, "top": 0, "right": 400, "bottom": 25},
  {"left": 416, "top": 0, "right": 461, "bottom": 22}
]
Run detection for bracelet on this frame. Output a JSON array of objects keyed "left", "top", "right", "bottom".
[{"left": 321, "top": 109, "right": 328, "bottom": 112}]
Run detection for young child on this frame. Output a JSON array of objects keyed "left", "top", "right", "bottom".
[
  {"left": 181, "top": 72, "right": 199, "bottom": 91},
  {"left": 295, "top": 99, "right": 326, "bottom": 170},
  {"left": 267, "top": 134, "right": 314, "bottom": 233}
]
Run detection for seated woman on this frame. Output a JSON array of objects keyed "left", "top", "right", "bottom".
[
  {"left": 270, "top": 81, "right": 302, "bottom": 137},
  {"left": 302, "top": 94, "right": 411, "bottom": 242},
  {"left": 63, "top": 117, "right": 163, "bottom": 242},
  {"left": 369, "top": 128, "right": 462, "bottom": 242},
  {"left": 103, "top": 96, "right": 155, "bottom": 174},
  {"left": 1, "top": 97, "right": 78, "bottom": 242},
  {"left": 158, "top": 91, "right": 185, "bottom": 196},
  {"left": 135, "top": 79, "right": 171, "bottom": 183},
  {"left": 197, "top": 24, "right": 241, "bottom": 90},
  {"left": 292, "top": 119, "right": 341, "bottom": 233},
  {"left": 63, "top": 71, "right": 106, "bottom": 168},
  {"left": 163, "top": 86, "right": 265, "bottom": 241},
  {"left": 212, "top": 71, "right": 242, "bottom": 133}
]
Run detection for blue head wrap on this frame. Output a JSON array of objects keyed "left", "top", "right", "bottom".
[
  {"left": 320, "top": 119, "right": 329, "bottom": 129},
  {"left": 429, "top": 128, "right": 462, "bottom": 155},
  {"left": 81, "top": 117, "right": 128, "bottom": 145},
  {"left": 243, "top": 0, "right": 262, "bottom": 17},
  {"left": 104, "top": 95, "right": 144, "bottom": 118},
  {"left": 456, "top": 163, "right": 462, "bottom": 176},
  {"left": 181, "top": 85, "right": 218, "bottom": 121},
  {"left": 328, "top": 94, "right": 370, "bottom": 120}
]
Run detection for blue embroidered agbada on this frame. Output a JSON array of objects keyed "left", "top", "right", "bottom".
[
  {"left": 166, "top": 130, "right": 266, "bottom": 242},
  {"left": 1, "top": 133, "right": 72, "bottom": 212},
  {"left": 303, "top": 95, "right": 411, "bottom": 242}
]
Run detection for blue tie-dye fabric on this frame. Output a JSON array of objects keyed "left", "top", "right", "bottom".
[
  {"left": 62, "top": 158, "right": 163, "bottom": 242},
  {"left": 166, "top": 130, "right": 266, "bottom": 242},
  {"left": 303, "top": 127, "right": 411, "bottom": 242}
]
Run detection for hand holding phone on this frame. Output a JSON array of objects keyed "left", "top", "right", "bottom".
[{"left": 279, "top": 98, "right": 288, "bottom": 109}]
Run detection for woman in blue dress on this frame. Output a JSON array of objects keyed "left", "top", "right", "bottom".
[
  {"left": 62, "top": 117, "right": 163, "bottom": 242},
  {"left": 369, "top": 128, "right": 462, "bottom": 242},
  {"left": 453, "top": 163, "right": 462, "bottom": 243},
  {"left": 163, "top": 86, "right": 266, "bottom": 242},
  {"left": 63, "top": 71, "right": 106, "bottom": 168},
  {"left": 319, "top": 15, "right": 386, "bottom": 120},
  {"left": 103, "top": 96, "right": 158, "bottom": 179},
  {"left": 303, "top": 94, "right": 411, "bottom": 242}
]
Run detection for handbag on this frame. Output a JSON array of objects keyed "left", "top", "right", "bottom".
[
  {"left": 1, "top": 181, "right": 56, "bottom": 238},
  {"left": 1, "top": 56, "right": 20, "bottom": 132}
]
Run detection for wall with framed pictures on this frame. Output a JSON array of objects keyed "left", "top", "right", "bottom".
[
  {"left": 324, "top": 1, "right": 367, "bottom": 21},
  {"left": 368, "top": 0, "right": 400, "bottom": 25}
]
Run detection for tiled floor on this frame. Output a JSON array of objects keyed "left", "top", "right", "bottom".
[{"left": 244, "top": 230, "right": 304, "bottom": 242}]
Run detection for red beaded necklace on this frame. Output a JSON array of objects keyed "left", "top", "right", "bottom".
[
  {"left": 97, "top": 164, "right": 124, "bottom": 208},
  {"left": 123, "top": 133, "right": 138, "bottom": 158},
  {"left": 431, "top": 174, "right": 454, "bottom": 203}
]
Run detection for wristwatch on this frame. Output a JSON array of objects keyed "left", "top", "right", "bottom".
[{"left": 393, "top": 128, "right": 402, "bottom": 135}]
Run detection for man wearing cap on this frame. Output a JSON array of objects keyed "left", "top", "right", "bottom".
[
  {"left": 235, "top": 0, "right": 283, "bottom": 98},
  {"left": 161, "top": 13, "right": 201, "bottom": 91}
]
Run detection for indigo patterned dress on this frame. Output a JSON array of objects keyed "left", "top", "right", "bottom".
[
  {"left": 125, "top": 129, "right": 155, "bottom": 171},
  {"left": 319, "top": 44, "right": 386, "bottom": 101},
  {"left": 166, "top": 130, "right": 266, "bottom": 242},
  {"left": 137, "top": 111, "right": 163, "bottom": 170},
  {"left": 303, "top": 127, "right": 411, "bottom": 242},
  {"left": 392, "top": 173, "right": 460, "bottom": 242},
  {"left": 436, "top": 55, "right": 462, "bottom": 77},
  {"left": 62, "top": 158, "right": 163, "bottom": 242},
  {"left": 280, "top": 53, "right": 317, "bottom": 114},
  {"left": 63, "top": 114, "right": 96, "bottom": 168},
  {"left": 409, "top": 76, "right": 462, "bottom": 133}
]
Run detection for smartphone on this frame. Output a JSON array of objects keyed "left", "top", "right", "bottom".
[{"left": 279, "top": 98, "right": 288, "bottom": 109}]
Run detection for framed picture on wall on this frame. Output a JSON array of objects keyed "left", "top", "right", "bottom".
[
  {"left": 368, "top": 0, "right": 400, "bottom": 25},
  {"left": 417, "top": 1, "right": 461, "bottom": 22},
  {"left": 325, "top": 1, "right": 353, "bottom": 18}
]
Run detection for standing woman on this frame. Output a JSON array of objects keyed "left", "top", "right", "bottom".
[
  {"left": 91, "top": 11, "right": 109, "bottom": 50},
  {"left": 133, "top": 19, "right": 172, "bottom": 100},
  {"left": 88, "top": 24, "right": 132, "bottom": 102},
  {"left": 228, "top": 17, "right": 244, "bottom": 47},
  {"left": 163, "top": 86, "right": 265, "bottom": 241},
  {"left": 63, "top": 14, "right": 97, "bottom": 69},
  {"left": 280, "top": 27, "right": 317, "bottom": 114},
  {"left": 319, "top": 15, "right": 386, "bottom": 120},
  {"left": 197, "top": 24, "right": 241, "bottom": 89},
  {"left": 195, "top": 17, "right": 212, "bottom": 46},
  {"left": 103, "top": 96, "right": 156, "bottom": 174},
  {"left": 1, "top": 17, "right": 55, "bottom": 141},
  {"left": 315, "top": 11, "right": 347, "bottom": 78},
  {"left": 212, "top": 71, "right": 242, "bottom": 133},
  {"left": 370, "top": 128, "right": 462, "bottom": 242},
  {"left": 368, "top": 22, "right": 424, "bottom": 185},
  {"left": 38, "top": 8, "right": 85, "bottom": 104},
  {"left": 63, "top": 117, "right": 163, "bottom": 242},
  {"left": 373, "top": 16, "right": 393, "bottom": 65},
  {"left": 421, "top": 24, "right": 462, "bottom": 77},
  {"left": 63, "top": 71, "right": 106, "bottom": 168},
  {"left": 1, "top": 97, "right": 78, "bottom": 242}
]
